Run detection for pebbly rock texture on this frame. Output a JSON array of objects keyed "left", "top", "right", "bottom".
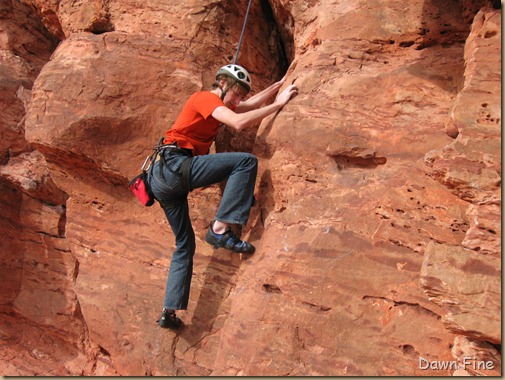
[
  {"left": 420, "top": 4, "right": 501, "bottom": 375},
  {"left": 0, "top": 0, "right": 501, "bottom": 376}
]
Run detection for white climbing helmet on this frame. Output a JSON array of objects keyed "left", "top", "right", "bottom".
[{"left": 216, "top": 64, "right": 252, "bottom": 93}]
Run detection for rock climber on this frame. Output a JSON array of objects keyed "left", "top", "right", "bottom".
[{"left": 149, "top": 64, "right": 298, "bottom": 329}]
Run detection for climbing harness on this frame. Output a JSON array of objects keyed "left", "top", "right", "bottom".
[
  {"left": 128, "top": 138, "right": 192, "bottom": 207},
  {"left": 128, "top": 143, "right": 160, "bottom": 207},
  {"left": 233, "top": 0, "right": 254, "bottom": 64}
]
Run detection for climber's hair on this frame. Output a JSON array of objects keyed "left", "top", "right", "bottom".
[{"left": 211, "top": 74, "right": 249, "bottom": 97}]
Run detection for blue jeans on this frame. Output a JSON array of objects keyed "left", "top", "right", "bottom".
[{"left": 149, "top": 150, "right": 258, "bottom": 310}]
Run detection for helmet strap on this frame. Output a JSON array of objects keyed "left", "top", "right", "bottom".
[{"left": 219, "top": 84, "right": 228, "bottom": 101}]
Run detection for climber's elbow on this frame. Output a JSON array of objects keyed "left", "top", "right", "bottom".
[{"left": 212, "top": 106, "right": 249, "bottom": 130}]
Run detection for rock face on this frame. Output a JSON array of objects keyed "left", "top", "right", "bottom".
[{"left": 0, "top": 0, "right": 501, "bottom": 376}]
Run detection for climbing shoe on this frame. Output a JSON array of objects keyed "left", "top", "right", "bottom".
[
  {"left": 205, "top": 223, "right": 255, "bottom": 254},
  {"left": 158, "top": 309, "right": 182, "bottom": 329}
]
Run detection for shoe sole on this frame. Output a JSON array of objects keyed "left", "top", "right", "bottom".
[
  {"left": 159, "top": 321, "right": 183, "bottom": 329},
  {"left": 206, "top": 240, "right": 254, "bottom": 253},
  {"left": 158, "top": 315, "right": 183, "bottom": 330}
]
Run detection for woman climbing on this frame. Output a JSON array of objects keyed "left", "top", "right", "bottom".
[{"left": 149, "top": 64, "right": 298, "bottom": 329}]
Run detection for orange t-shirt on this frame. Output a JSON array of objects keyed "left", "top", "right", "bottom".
[{"left": 164, "top": 92, "right": 225, "bottom": 156}]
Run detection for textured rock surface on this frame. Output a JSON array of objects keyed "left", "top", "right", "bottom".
[{"left": 0, "top": 0, "right": 501, "bottom": 376}]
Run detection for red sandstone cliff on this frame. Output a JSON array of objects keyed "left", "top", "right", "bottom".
[{"left": 0, "top": 0, "right": 501, "bottom": 376}]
